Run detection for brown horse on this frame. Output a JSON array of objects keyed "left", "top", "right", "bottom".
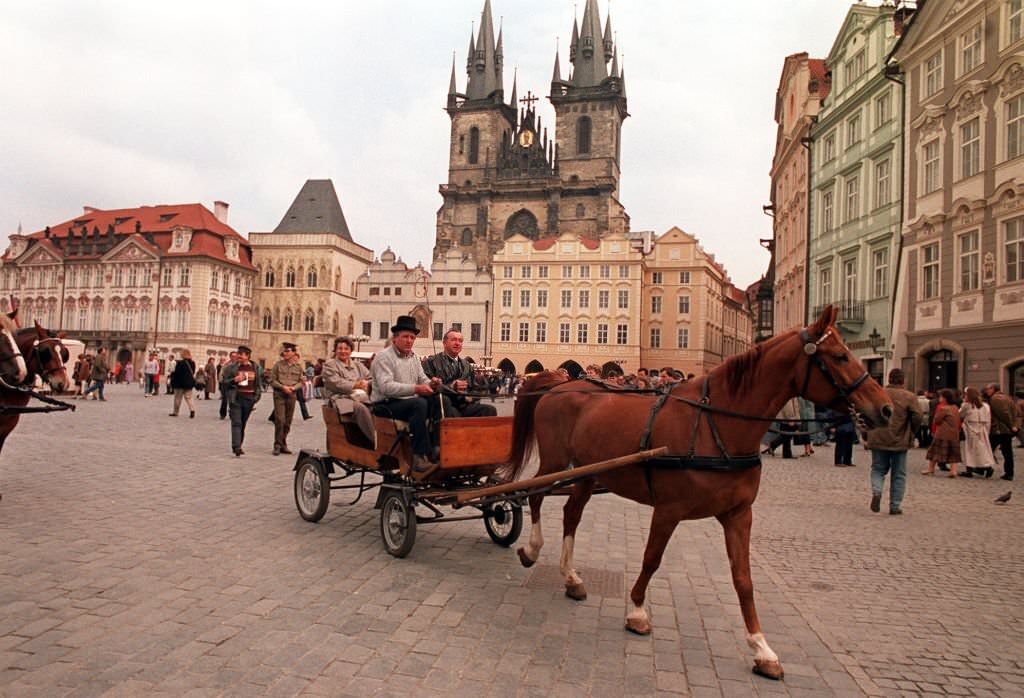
[
  {"left": 0, "top": 321, "right": 72, "bottom": 454},
  {"left": 505, "top": 306, "right": 893, "bottom": 680}
]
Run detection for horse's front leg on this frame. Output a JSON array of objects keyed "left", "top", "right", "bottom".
[
  {"left": 516, "top": 492, "right": 545, "bottom": 567},
  {"left": 717, "top": 506, "right": 783, "bottom": 680},
  {"left": 559, "top": 479, "right": 594, "bottom": 600},
  {"left": 626, "top": 505, "right": 678, "bottom": 634}
]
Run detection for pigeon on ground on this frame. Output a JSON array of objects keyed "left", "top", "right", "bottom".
[{"left": 994, "top": 491, "right": 1012, "bottom": 504}]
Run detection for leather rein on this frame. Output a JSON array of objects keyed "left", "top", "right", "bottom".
[{"left": 0, "top": 335, "right": 76, "bottom": 415}]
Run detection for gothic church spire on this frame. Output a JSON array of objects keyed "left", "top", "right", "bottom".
[
  {"left": 465, "top": 0, "right": 503, "bottom": 102},
  {"left": 571, "top": 0, "right": 610, "bottom": 88}
]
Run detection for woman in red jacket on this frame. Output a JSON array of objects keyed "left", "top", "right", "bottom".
[{"left": 922, "top": 389, "right": 962, "bottom": 477}]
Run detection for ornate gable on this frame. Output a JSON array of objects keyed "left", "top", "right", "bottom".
[
  {"left": 101, "top": 236, "right": 160, "bottom": 263},
  {"left": 20, "top": 245, "right": 61, "bottom": 266}
]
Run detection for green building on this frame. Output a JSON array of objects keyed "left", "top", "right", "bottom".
[{"left": 809, "top": 3, "right": 902, "bottom": 383}]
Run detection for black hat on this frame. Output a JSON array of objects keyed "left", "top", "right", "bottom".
[
  {"left": 237, "top": 345, "right": 252, "bottom": 355},
  {"left": 282, "top": 342, "right": 297, "bottom": 352},
  {"left": 390, "top": 315, "right": 420, "bottom": 335}
]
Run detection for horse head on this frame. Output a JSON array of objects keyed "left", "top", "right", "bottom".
[
  {"left": 21, "top": 322, "right": 70, "bottom": 393},
  {"left": 797, "top": 305, "right": 892, "bottom": 428},
  {"left": 0, "top": 309, "right": 27, "bottom": 387}
]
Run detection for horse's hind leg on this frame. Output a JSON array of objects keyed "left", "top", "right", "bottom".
[
  {"left": 718, "top": 506, "right": 784, "bottom": 680},
  {"left": 559, "top": 479, "right": 594, "bottom": 600},
  {"left": 625, "top": 505, "right": 678, "bottom": 634},
  {"left": 516, "top": 492, "right": 545, "bottom": 567}
]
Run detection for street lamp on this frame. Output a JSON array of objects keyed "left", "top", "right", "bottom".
[
  {"left": 354, "top": 334, "right": 370, "bottom": 351},
  {"left": 868, "top": 327, "right": 883, "bottom": 353}
]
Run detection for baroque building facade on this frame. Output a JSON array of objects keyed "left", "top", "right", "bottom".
[
  {"left": 249, "top": 180, "right": 373, "bottom": 364},
  {"left": 810, "top": 3, "right": 902, "bottom": 384},
  {"left": 891, "top": 0, "right": 1024, "bottom": 393},
  {"left": 435, "top": 0, "right": 629, "bottom": 270},
  {"left": 0, "top": 202, "right": 254, "bottom": 368}
]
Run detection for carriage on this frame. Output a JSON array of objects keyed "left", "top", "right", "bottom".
[{"left": 292, "top": 403, "right": 662, "bottom": 557}]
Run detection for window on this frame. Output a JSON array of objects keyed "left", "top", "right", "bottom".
[
  {"left": 264, "top": 268, "right": 275, "bottom": 287},
  {"left": 576, "top": 323, "right": 588, "bottom": 343},
  {"left": 618, "top": 265, "right": 629, "bottom": 279},
  {"left": 307, "top": 268, "right": 317, "bottom": 287},
  {"left": 875, "top": 91, "right": 892, "bottom": 128},
  {"left": 520, "top": 289, "right": 531, "bottom": 307},
  {"left": 846, "top": 112, "right": 861, "bottom": 147},
  {"left": 561, "top": 289, "right": 572, "bottom": 308},
  {"left": 959, "top": 230, "right": 980, "bottom": 291},
  {"left": 599, "top": 265, "right": 610, "bottom": 279},
  {"left": 283, "top": 310, "right": 293, "bottom": 331},
  {"left": 501, "top": 289, "right": 512, "bottom": 308},
  {"left": 651, "top": 296, "right": 662, "bottom": 314},
  {"left": 369, "top": 287, "right": 381, "bottom": 297},
  {"left": 362, "top": 321, "right": 371, "bottom": 336},
  {"left": 175, "top": 308, "right": 188, "bottom": 333},
  {"left": 223, "top": 273, "right": 230, "bottom": 292},
  {"left": 161, "top": 266, "right": 172, "bottom": 287},
  {"left": 823, "top": 132, "right": 836, "bottom": 162},
  {"left": 432, "top": 286, "right": 441, "bottom": 297},
  {"left": 521, "top": 266, "right": 532, "bottom": 279},
  {"left": 285, "top": 268, "right": 295, "bottom": 287},
  {"left": 98, "top": 306, "right": 107, "bottom": 331},
  {"left": 875, "top": 160, "right": 891, "bottom": 207},
  {"left": 845, "top": 50, "right": 865, "bottom": 85},
  {"left": 518, "top": 322, "right": 529, "bottom": 342},
  {"left": 616, "top": 324, "right": 628, "bottom": 345},
  {"left": 922, "top": 243, "right": 940, "bottom": 299},
  {"left": 677, "top": 327, "right": 689, "bottom": 349},
  {"left": 211, "top": 310, "right": 220, "bottom": 334},
  {"left": 598, "top": 289, "right": 610, "bottom": 309},
  {"left": 537, "top": 289, "right": 548, "bottom": 307},
  {"left": 470, "top": 323, "right": 481, "bottom": 342},
  {"left": 503, "top": 265, "right": 512, "bottom": 279},
  {"left": 577, "top": 116, "right": 592, "bottom": 154},
  {"left": 872, "top": 248, "right": 889, "bottom": 298},
  {"left": 383, "top": 287, "right": 391, "bottom": 296},
  {"left": 679, "top": 271, "right": 691, "bottom": 284},
  {"left": 142, "top": 267, "right": 153, "bottom": 287},
  {"left": 1009, "top": 94, "right": 1024, "bottom": 160},
  {"left": 1006, "top": 217, "right": 1024, "bottom": 282},
  {"left": 178, "top": 266, "right": 190, "bottom": 287},
  {"left": 961, "top": 23, "right": 982, "bottom": 75},
  {"left": 66, "top": 268, "right": 77, "bottom": 288},
  {"left": 464, "top": 287, "right": 472, "bottom": 296},
  {"left": 468, "top": 127, "right": 480, "bottom": 164},
  {"left": 1013, "top": 0, "right": 1024, "bottom": 44},
  {"left": 379, "top": 321, "right": 388, "bottom": 339},
  {"left": 579, "top": 265, "right": 590, "bottom": 279},
  {"left": 820, "top": 267, "right": 833, "bottom": 304},
  {"left": 961, "top": 118, "right": 980, "bottom": 178},
  {"left": 822, "top": 190, "right": 834, "bottom": 232},
  {"left": 562, "top": 265, "right": 573, "bottom": 278},
  {"left": 924, "top": 51, "right": 943, "bottom": 98},
  {"left": 113, "top": 267, "right": 123, "bottom": 287},
  {"left": 617, "top": 290, "right": 629, "bottom": 309},
  {"left": 304, "top": 309, "right": 315, "bottom": 332},
  {"left": 78, "top": 308, "right": 87, "bottom": 330},
  {"left": 846, "top": 176, "right": 860, "bottom": 221},
  {"left": 578, "top": 289, "right": 589, "bottom": 308},
  {"left": 234, "top": 277, "right": 241, "bottom": 295},
  {"left": 538, "top": 265, "right": 548, "bottom": 278},
  {"left": 500, "top": 322, "right": 511, "bottom": 342},
  {"left": 597, "top": 323, "right": 609, "bottom": 344},
  {"left": 535, "top": 322, "right": 546, "bottom": 343},
  {"left": 678, "top": 295, "right": 690, "bottom": 314},
  {"left": 923, "top": 139, "right": 941, "bottom": 193},
  {"left": 211, "top": 269, "right": 219, "bottom": 290},
  {"left": 650, "top": 327, "right": 661, "bottom": 348},
  {"left": 431, "top": 322, "right": 443, "bottom": 339},
  {"left": 651, "top": 271, "right": 663, "bottom": 284},
  {"left": 842, "top": 258, "right": 858, "bottom": 300},
  {"left": 559, "top": 323, "right": 570, "bottom": 343},
  {"left": 126, "top": 266, "right": 137, "bottom": 287}
]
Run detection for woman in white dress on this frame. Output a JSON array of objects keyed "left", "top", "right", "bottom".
[{"left": 960, "top": 387, "right": 996, "bottom": 478}]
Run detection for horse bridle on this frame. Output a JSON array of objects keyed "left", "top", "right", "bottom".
[
  {"left": 798, "top": 328, "right": 871, "bottom": 403},
  {"left": 0, "top": 329, "right": 27, "bottom": 389}
]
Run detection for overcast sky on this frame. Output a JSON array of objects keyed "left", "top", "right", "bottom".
[{"left": 1, "top": 0, "right": 857, "bottom": 288}]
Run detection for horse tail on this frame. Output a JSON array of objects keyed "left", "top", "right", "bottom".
[{"left": 501, "top": 370, "right": 568, "bottom": 481}]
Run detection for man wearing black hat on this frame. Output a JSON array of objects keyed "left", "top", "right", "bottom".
[
  {"left": 371, "top": 315, "right": 441, "bottom": 479},
  {"left": 221, "top": 345, "right": 262, "bottom": 456},
  {"left": 269, "top": 342, "right": 304, "bottom": 455}
]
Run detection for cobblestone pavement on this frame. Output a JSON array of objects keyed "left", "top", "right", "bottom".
[{"left": 1, "top": 385, "right": 1022, "bottom": 696}]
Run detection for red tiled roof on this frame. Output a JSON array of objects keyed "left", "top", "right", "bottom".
[{"left": 26, "top": 203, "right": 253, "bottom": 269}]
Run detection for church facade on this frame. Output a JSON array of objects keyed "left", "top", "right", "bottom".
[{"left": 434, "top": 0, "right": 629, "bottom": 270}]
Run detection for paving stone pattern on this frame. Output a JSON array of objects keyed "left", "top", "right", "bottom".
[{"left": 1, "top": 385, "right": 1021, "bottom": 696}]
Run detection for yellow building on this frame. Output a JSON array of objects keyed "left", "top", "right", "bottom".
[{"left": 489, "top": 231, "right": 642, "bottom": 375}]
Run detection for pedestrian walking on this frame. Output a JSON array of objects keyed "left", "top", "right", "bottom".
[
  {"left": 269, "top": 342, "right": 304, "bottom": 455},
  {"left": 164, "top": 355, "right": 176, "bottom": 394},
  {"left": 767, "top": 398, "right": 800, "bottom": 459},
  {"left": 864, "top": 368, "right": 924, "bottom": 515},
  {"left": 218, "top": 353, "right": 237, "bottom": 419},
  {"left": 71, "top": 354, "right": 89, "bottom": 397},
  {"left": 143, "top": 353, "right": 159, "bottom": 396},
  {"left": 960, "top": 387, "right": 995, "bottom": 478},
  {"left": 168, "top": 349, "right": 197, "bottom": 418},
  {"left": 81, "top": 348, "right": 109, "bottom": 401},
  {"left": 984, "top": 383, "right": 1019, "bottom": 481},
  {"left": 203, "top": 357, "right": 217, "bottom": 401},
  {"left": 123, "top": 361, "right": 134, "bottom": 386},
  {"left": 831, "top": 411, "right": 857, "bottom": 466},
  {"left": 923, "top": 389, "right": 962, "bottom": 477},
  {"left": 221, "top": 345, "right": 261, "bottom": 456}
]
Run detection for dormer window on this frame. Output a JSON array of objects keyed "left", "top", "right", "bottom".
[
  {"left": 223, "top": 238, "right": 239, "bottom": 262},
  {"left": 159, "top": 213, "right": 177, "bottom": 223},
  {"left": 170, "top": 226, "right": 192, "bottom": 252}
]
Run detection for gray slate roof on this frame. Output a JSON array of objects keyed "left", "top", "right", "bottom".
[{"left": 273, "top": 179, "right": 353, "bottom": 241}]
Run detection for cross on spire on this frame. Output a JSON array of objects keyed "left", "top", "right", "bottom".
[{"left": 520, "top": 91, "right": 539, "bottom": 109}]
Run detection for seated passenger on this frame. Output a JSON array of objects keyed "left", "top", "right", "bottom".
[
  {"left": 422, "top": 328, "right": 497, "bottom": 418},
  {"left": 370, "top": 315, "right": 441, "bottom": 480},
  {"left": 321, "top": 336, "right": 375, "bottom": 443}
]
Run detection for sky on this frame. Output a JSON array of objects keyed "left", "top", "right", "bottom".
[{"left": 0, "top": 0, "right": 857, "bottom": 289}]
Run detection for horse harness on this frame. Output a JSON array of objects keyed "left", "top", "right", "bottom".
[{"left": 0, "top": 334, "right": 75, "bottom": 414}]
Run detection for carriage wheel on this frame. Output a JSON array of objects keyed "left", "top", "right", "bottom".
[
  {"left": 380, "top": 490, "right": 416, "bottom": 557},
  {"left": 483, "top": 500, "right": 523, "bottom": 547},
  {"left": 294, "top": 457, "right": 330, "bottom": 522}
]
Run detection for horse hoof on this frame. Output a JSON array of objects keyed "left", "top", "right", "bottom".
[
  {"left": 624, "top": 617, "right": 651, "bottom": 635},
  {"left": 752, "top": 659, "right": 784, "bottom": 680},
  {"left": 516, "top": 547, "right": 536, "bottom": 568},
  {"left": 564, "top": 582, "right": 587, "bottom": 601}
]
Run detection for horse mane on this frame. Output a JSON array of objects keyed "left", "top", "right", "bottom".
[
  {"left": 714, "top": 330, "right": 793, "bottom": 396},
  {"left": 502, "top": 370, "right": 569, "bottom": 481}
]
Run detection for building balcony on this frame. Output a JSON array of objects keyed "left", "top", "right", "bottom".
[{"left": 813, "top": 299, "right": 864, "bottom": 324}]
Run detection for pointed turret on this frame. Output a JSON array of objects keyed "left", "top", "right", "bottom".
[
  {"left": 465, "top": 27, "right": 476, "bottom": 72},
  {"left": 572, "top": 0, "right": 609, "bottom": 88},
  {"left": 509, "top": 68, "right": 518, "bottom": 114},
  {"left": 552, "top": 47, "right": 562, "bottom": 82},
  {"left": 466, "top": 0, "right": 502, "bottom": 101},
  {"left": 603, "top": 12, "right": 614, "bottom": 62},
  {"left": 570, "top": 17, "right": 579, "bottom": 62},
  {"left": 448, "top": 55, "right": 459, "bottom": 109},
  {"left": 610, "top": 46, "right": 619, "bottom": 79}
]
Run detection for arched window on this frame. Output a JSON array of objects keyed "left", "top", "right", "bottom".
[
  {"left": 577, "top": 116, "right": 592, "bottom": 155},
  {"left": 265, "top": 268, "right": 275, "bottom": 287},
  {"left": 460, "top": 228, "right": 473, "bottom": 246},
  {"left": 469, "top": 127, "right": 480, "bottom": 164},
  {"left": 285, "top": 267, "right": 296, "bottom": 288},
  {"left": 307, "top": 268, "right": 317, "bottom": 287},
  {"left": 262, "top": 309, "right": 272, "bottom": 330},
  {"left": 283, "top": 309, "right": 293, "bottom": 331},
  {"left": 304, "top": 309, "right": 315, "bottom": 332}
]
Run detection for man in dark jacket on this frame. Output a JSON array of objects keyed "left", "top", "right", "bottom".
[
  {"left": 422, "top": 329, "right": 497, "bottom": 419},
  {"left": 221, "top": 346, "right": 261, "bottom": 456},
  {"left": 82, "top": 348, "right": 109, "bottom": 401},
  {"left": 985, "top": 383, "right": 1019, "bottom": 481},
  {"left": 864, "top": 368, "right": 923, "bottom": 515}
]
